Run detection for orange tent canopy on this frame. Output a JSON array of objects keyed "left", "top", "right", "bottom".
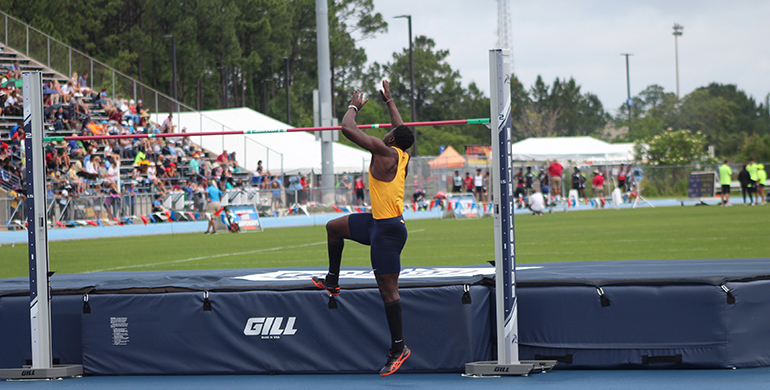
[{"left": 428, "top": 146, "right": 466, "bottom": 169}]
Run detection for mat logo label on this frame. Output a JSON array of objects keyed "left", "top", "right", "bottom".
[{"left": 244, "top": 317, "right": 298, "bottom": 339}]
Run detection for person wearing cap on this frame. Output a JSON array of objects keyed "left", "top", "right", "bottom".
[
  {"left": 757, "top": 164, "right": 767, "bottom": 205},
  {"left": 124, "top": 99, "right": 141, "bottom": 125},
  {"left": 161, "top": 113, "right": 175, "bottom": 133},
  {"left": 592, "top": 170, "right": 605, "bottom": 208},
  {"left": 718, "top": 160, "right": 733, "bottom": 207}
]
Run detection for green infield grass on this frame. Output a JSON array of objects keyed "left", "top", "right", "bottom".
[{"left": 0, "top": 205, "right": 767, "bottom": 279}]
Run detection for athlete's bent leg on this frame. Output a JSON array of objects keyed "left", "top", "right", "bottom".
[{"left": 324, "top": 216, "right": 351, "bottom": 286}]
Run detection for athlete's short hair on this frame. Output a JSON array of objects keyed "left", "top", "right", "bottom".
[{"left": 392, "top": 125, "right": 414, "bottom": 151}]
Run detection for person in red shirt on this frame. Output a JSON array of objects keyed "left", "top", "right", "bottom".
[
  {"left": 463, "top": 172, "right": 474, "bottom": 194},
  {"left": 548, "top": 159, "right": 563, "bottom": 198},
  {"left": 592, "top": 170, "right": 605, "bottom": 208},
  {"left": 215, "top": 150, "right": 230, "bottom": 164},
  {"left": 618, "top": 164, "right": 627, "bottom": 191},
  {"left": 354, "top": 175, "right": 365, "bottom": 205}
]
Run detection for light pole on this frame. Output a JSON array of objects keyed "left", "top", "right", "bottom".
[
  {"left": 162, "top": 34, "right": 177, "bottom": 109},
  {"left": 621, "top": 53, "right": 633, "bottom": 131},
  {"left": 672, "top": 23, "right": 683, "bottom": 99},
  {"left": 284, "top": 57, "right": 290, "bottom": 125},
  {"left": 394, "top": 14, "right": 417, "bottom": 156}
]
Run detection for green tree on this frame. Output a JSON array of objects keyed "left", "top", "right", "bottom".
[
  {"left": 738, "top": 134, "right": 770, "bottom": 162},
  {"left": 638, "top": 129, "right": 709, "bottom": 166}
]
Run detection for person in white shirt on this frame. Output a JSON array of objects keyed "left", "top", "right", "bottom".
[
  {"left": 474, "top": 169, "right": 484, "bottom": 202},
  {"left": 529, "top": 187, "right": 545, "bottom": 216}
]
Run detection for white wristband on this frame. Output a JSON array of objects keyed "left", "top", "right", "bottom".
[{"left": 348, "top": 105, "right": 358, "bottom": 112}]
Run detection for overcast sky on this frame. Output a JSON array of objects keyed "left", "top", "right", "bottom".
[{"left": 357, "top": 0, "right": 770, "bottom": 115}]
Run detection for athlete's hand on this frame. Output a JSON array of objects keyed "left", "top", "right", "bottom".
[
  {"left": 349, "top": 91, "right": 368, "bottom": 111},
  {"left": 379, "top": 80, "right": 392, "bottom": 102}
]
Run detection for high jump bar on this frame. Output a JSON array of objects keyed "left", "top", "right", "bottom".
[{"left": 43, "top": 118, "right": 490, "bottom": 142}]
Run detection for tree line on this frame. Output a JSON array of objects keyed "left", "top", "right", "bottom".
[{"left": 2, "top": 0, "right": 767, "bottom": 160}]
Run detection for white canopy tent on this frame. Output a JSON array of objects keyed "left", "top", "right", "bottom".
[
  {"left": 151, "top": 107, "right": 370, "bottom": 175},
  {"left": 510, "top": 136, "right": 635, "bottom": 164}
]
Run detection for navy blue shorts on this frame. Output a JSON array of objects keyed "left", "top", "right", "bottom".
[{"left": 348, "top": 213, "right": 407, "bottom": 275}]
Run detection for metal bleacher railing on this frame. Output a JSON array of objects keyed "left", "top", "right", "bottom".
[{"left": 0, "top": 10, "right": 283, "bottom": 175}]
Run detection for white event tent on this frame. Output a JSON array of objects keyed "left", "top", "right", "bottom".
[
  {"left": 510, "top": 136, "right": 635, "bottom": 164},
  {"left": 152, "top": 108, "right": 370, "bottom": 175}
]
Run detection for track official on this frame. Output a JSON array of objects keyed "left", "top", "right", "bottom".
[{"left": 312, "top": 80, "right": 414, "bottom": 377}]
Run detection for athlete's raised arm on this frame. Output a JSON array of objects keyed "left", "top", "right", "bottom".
[{"left": 341, "top": 91, "right": 393, "bottom": 157}]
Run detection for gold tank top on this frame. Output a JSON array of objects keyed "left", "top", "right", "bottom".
[{"left": 369, "top": 147, "right": 409, "bottom": 219}]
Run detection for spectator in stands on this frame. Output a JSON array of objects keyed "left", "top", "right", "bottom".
[
  {"left": 152, "top": 194, "right": 166, "bottom": 213},
  {"left": 123, "top": 99, "right": 140, "bottom": 125},
  {"left": 51, "top": 80, "right": 68, "bottom": 103},
  {"left": 107, "top": 106, "right": 122, "bottom": 122},
  {"left": 216, "top": 149, "right": 229, "bottom": 165},
  {"left": 77, "top": 72, "right": 91, "bottom": 95},
  {"left": 137, "top": 100, "right": 150, "bottom": 127},
  {"left": 354, "top": 175, "right": 365, "bottom": 205},
  {"left": 43, "top": 81, "right": 60, "bottom": 104},
  {"left": 160, "top": 113, "right": 175, "bottom": 133},
  {"left": 70, "top": 92, "right": 90, "bottom": 115},
  {"left": 93, "top": 89, "right": 110, "bottom": 109},
  {"left": 4, "top": 90, "right": 21, "bottom": 116},
  {"left": 112, "top": 94, "right": 124, "bottom": 110},
  {"left": 7, "top": 60, "right": 21, "bottom": 79},
  {"left": 189, "top": 153, "right": 200, "bottom": 176},
  {"left": 61, "top": 81, "right": 75, "bottom": 102}
]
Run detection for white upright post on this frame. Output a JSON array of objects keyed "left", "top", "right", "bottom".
[
  {"left": 465, "top": 50, "right": 556, "bottom": 377},
  {"left": 24, "top": 71, "right": 53, "bottom": 370},
  {"left": 0, "top": 72, "right": 83, "bottom": 379}
]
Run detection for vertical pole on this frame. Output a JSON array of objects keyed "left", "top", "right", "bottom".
[
  {"left": 90, "top": 59, "right": 93, "bottom": 91},
  {"left": 23, "top": 71, "right": 52, "bottom": 370},
  {"left": 46, "top": 38, "right": 50, "bottom": 67},
  {"left": 284, "top": 57, "right": 290, "bottom": 125},
  {"left": 622, "top": 53, "right": 632, "bottom": 132},
  {"left": 112, "top": 70, "right": 115, "bottom": 103},
  {"left": 25, "top": 25, "right": 28, "bottom": 55},
  {"left": 68, "top": 48, "right": 71, "bottom": 78},
  {"left": 489, "top": 49, "right": 518, "bottom": 364},
  {"left": 316, "top": 0, "right": 336, "bottom": 206},
  {"left": 171, "top": 35, "right": 177, "bottom": 111},
  {"left": 674, "top": 35, "right": 680, "bottom": 99},
  {"left": 5, "top": 15, "right": 8, "bottom": 46},
  {"left": 408, "top": 16, "right": 417, "bottom": 157}
]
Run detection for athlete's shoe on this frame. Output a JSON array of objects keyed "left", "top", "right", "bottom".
[
  {"left": 380, "top": 346, "right": 410, "bottom": 376},
  {"left": 312, "top": 276, "right": 340, "bottom": 296}
]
